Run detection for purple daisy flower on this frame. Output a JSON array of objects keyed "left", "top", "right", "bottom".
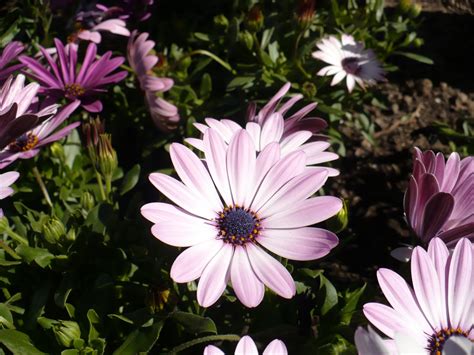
[
  {"left": 0, "top": 100, "right": 80, "bottom": 168},
  {"left": 404, "top": 147, "right": 473, "bottom": 246},
  {"left": 0, "top": 74, "right": 58, "bottom": 150},
  {"left": 19, "top": 39, "right": 127, "bottom": 113},
  {"left": 142, "top": 128, "right": 341, "bottom": 308},
  {"left": 0, "top": 42, "right": 25, "bottom": 84}
]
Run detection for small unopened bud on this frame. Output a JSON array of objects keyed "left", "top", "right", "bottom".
[
  {"left": 296, "top": 0, "right": 315, "bottom": 30},
  {"left": 302, "top": 81, "right": 317, "bottom": 98},
  {"left": 146, "top": 287, "right": 171, "bottom": 313},
  {"left": 82, "top": 117, "right": 105, "bottom": 169},
  {"left": 0, "top": 215, "right": 9, "bottom": 232},
  {"left": 326, "top": 199, "right": 348, "bottom": 233},
  {"left": 65, "top": 229, "right": 76, "bottom": 242},
  {"left": 398, "top": 0, "right": 413, "bottom": 13},
  {"left": 239, "top": 31, "right": 254, "bottom": 50},
  {"left": 80, "top": 191, "right": 95, "bottom": 211},
  {"left": 43, "top": 217, "right": 66, "bottom": 244},
  {"left": 409, "top": 3, "right": 422, "bottom": 18},
  {"left": 244, "top": 5, "right": 264, "bottom": 32},
  {"left": 97, "top": 134, "right": 118, "bottom": 180},
  {"left": 213, "top": 14, "right": 229, "bottom": 29},
  {"left": 50, "top": 143, "right": 66, "bottom": 162},
  {"left": 53, "top": 321, "right": 81, "bottom": 348}
]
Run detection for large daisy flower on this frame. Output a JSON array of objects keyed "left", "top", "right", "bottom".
[
  {"left": 363, "top": 237, "right": 473, "bottom": 354},
  {"left": 142, "top": 128, "right": 342, "bottom": 307},
  {"left": 186, "top": 83, "right": 338, "bottom": 173},
  {"left": 204, "top": 335, "right": 287, "bottom": 355},
  {"left": 312, "top": 34, "right": 384, "bottom": 92}
]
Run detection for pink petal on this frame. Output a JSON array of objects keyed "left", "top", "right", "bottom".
[
  {"left": 263, "top": 196, "right": 342, "bottom": 229},
  {"left": 0, "top": 187, "right": 14, "bottom": 199},
  {"left": 0, "top": 171, "right": 20, "bottom": 186},
  {"left": 258, "top": 227, "right": 338, "bottom": 261},
  {"left": 203, "top": 345, "right": 224, "bottom": 355},
  {"left": 411, "top": 246, "right": 445, "bottom": 330},
  {"left": 226, "top": 130, "right": 256, "bottom": 206},
  {"left": 203, "top": 128, "right": 233, "bottom": 206},
  {"left": 151, "top": 220, "right": 215, "bottom": 247},
  {"left": 420, "top": 192, "right": 454, "bottom": 241},
  {"left": 149, "top": 173, "right": 216, "bottom": 219},
  {"left": 170, "top": 143, "right": 222, "bottom": 212},
  {"left": 259, "top": 169, "right": 328, "bottom": 217},
  {"left": 197, "top": 244, "right": 233, "bottom": 307},
  {"left": 262, "top": 339, "right": 288, "bottom": 355},
  {"left": 230, "top": 247, "right": 264, "bottom": 308},
  {"left": 247, "top": 142, "right": 281, "bottom": 200},
  {"left": 82, "top": 99, "right": 103, "bottom": 113},
  {"left": 235, "top": 336, "right": 258, "bottom": 355},
  {"left": 363, "top": 303, "right": 405, "bottom": 338},
  {"left": 170, "top": 239, "right": 224, "bottom": 282},
  {"left": 141, "top": 202, "right": 204, "bottom": 224},
  {"left": 259, "top": 113, "right": 284, "bottom": 149},
  {"left": 376, "top": 269, "right": 432, "bottom": 336},
  {"left": 246, "top": 243, "right": 295, "bottom": 299},
  {"left": 447, "top": 238, "right": 472, "bottom": 330},
  {"left": 251, "top": 151, "right": 306, "bottom": 212},
  {"left": 441, "top": 152, "right": 460, "bottom": 193}
]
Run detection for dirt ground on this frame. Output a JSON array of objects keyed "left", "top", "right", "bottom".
[{"left": 323, "top": 6, "right": 474, "bottom": 285}]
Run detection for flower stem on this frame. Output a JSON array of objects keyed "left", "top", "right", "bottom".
[
  {"left": 32, "top": 166, "right": 53, "bottom": 208},
  {"left": 95, "top": 171, "right": 107, "bottom": 202},
  {"left": 168, "top": 334, "right": 240, "bottom": 354},
  {"left": 0, "top": 240, "right": 21, "bottom": 259}
]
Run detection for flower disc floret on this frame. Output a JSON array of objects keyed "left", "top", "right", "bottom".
[
  {"left": 427, "top": 328, "right": 470, "bottom": 354},
  {"left": 8, "top": 133, "right": 39, "bottom": 152},
  {"left": 216, "top": 206, "right": 261, "bottom": 245}
]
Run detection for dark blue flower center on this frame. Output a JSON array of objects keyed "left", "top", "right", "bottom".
[{"left": 216, "top": 206, "right": 261, "bottom": 246}]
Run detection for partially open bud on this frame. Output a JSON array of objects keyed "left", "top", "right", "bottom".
[
  {"left": 82, "top": 117, "right": 105, "bottom": 169},
  {"left": 244, "top": 5, "right": 264, "bottom": 32},
  {"left": 80, "top": 191, "right": 95, "bottom": 211},
  {"left": 97, "top": 134, "right": 118, "bottom": 180},
  {"left": 43, "top": 217, "right": 66, "bottom": 244},
  {"left": 326, "top": 199, "right": 348, "bottom": 233},
  {"left": 50, "top": 142, "right": 66, "bottom": 162},
  {"left": 53, "top": 321, "right": 81, "bottom": 348},
  {"left": 213, "top": 14, "right": 229, "bottom": 30},
  {"left": 146, "top": 287, "right": 171, "bottom": 313},
  {"left": 296, "top": 0, "right": 315, "bottom": 30}
]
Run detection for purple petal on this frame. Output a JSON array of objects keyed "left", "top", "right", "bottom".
[
  {"left": 235, "top": 336, "right": 259, "bottom": 355},
  {"left": 141, "top": 202, "right": 204, "bottom": 224},
  {"left": 37, "top": 121, "right": 81, "bottom": 146},
  {"left": 259, "top": 113, "right": 284, "bottom": 149},
  {"left": 81, "top": 99, "right": 103, "bottom": 113},
  {"left": 151, "top": 220, "right": 215, "bottom": 247},
  {"left": 420, "top": 192, "right": 454, "bottom": 242},
  {"left": 203, "top": 345, "right": 224, "bottom": 355},
  {"left": 363, "top": 303, "right": 405, "bottom": 338},
  {"left": 262, "top": 339, "right": 288, "bottom": 355}
]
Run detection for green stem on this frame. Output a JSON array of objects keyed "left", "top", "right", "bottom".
[
  {"left": 168, "top": 334, "right": 240, "bottom": 354},
  {"left": 105, "top": 176, "right": 112, "bottom": 200},
  {"left": 32, "top": 166, "right": 53, "bottom": 208},
  {"left": 173, "top": 50, "right": 234, "bottom": 73},
  {"left": 252, "top": 33, "right": 264, "bottom": 64},
  {"left": 295, "top": 60, "right": 312, "bottom": 80},
  {"left": 0, "top": 240, "right": 21, "bottom": 259},
  {"left": 95, "top": 171, "right": 107, "bottom": 202},
  {"left": 4, "top": 228, "right": 28, "bottom": 246},
  {"left": 293, "top": 31, "right": 303, "bottom": 61}
]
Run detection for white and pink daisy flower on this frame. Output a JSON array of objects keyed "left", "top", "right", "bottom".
[
  {"left": 312, "top": 34, "right": 385, "bottom": 92},
  {"left": 0, "top": 170, "right": 20, "bottom": 217},
  {"left": 142, "top": 128, "right": 342, "bottom": 308},
  {"left": 204, "top": 335, "right": 287, "bottom": 355},
  {"left": 186, "top": 83, "right": 339, "bottom": 173},
  {"left": 363, "top": 237, "right": 473, "bottom": 354}
]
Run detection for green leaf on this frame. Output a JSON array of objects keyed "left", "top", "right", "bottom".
[
  {"left": 112, "top": 320, "right": 164, "bottom": 355},
  {"left": 171, "top": 311, "right": 217, "bottom": 335},
  {"left": 0, "top": 304, "right": 14, "bottom": 329},
  {"left": 319, "top": 275, "right": 338, "bottom": 315},
  {"left": 87, "top": 309, "right": 101, "bottom": 342},
  {"left": 119, "top": 164, "right": 141, "bottom": 195},
  {"left": 0, "top": 329, "right": 46, "bottom": 355},
  {"left": 199, "top": 73, "right": 212, "bottom": 99},
  {"left": 393, "top": 51, "right": 434, "bottom": 65},
  {"left": 340, "top": 284, "right": 366, "bottom": 325},
  {"left": 15, "top": 245, "right": 54, "bottom": 268}
]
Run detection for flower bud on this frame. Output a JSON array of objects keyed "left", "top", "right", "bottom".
[
  {"left": 43, "top": 217, "right": 66, "bottom": 244},
  {"left": 326, "top": 199, "right": 348, "bottom": 233},
  {"left": 97, "top": 134, "right": 118, "bottom": 180},
  {"left": 239, "top": 31, "right": 254, "bottom": 50},
  {"left": 146, "top": 287, "right": 171, "bottom": 313},
  {"left": 213, "top": 14, "right": 229, "bottom": 29},
  {"left": 65, "top": 229, "right": 76, "bottom": 242},
  {"left": 82, "top": 117, "right": 105, "bottom": 169},
  {"left": 53, "top": 321, "right": 81, "bottom": 348},
  {"left": 50, "top": 143, "right": 66, "bottom": 162},
  {"left": 80, "top": 191, "right": 95, "bottom": 211},
  {"left": 302, "top": 81, "right": 317, "bottom": 98},
  {"left": 296, "top": 0, "right": 315, "bottom": 30},
  {"left": 0, "top": 215, "right": 9, "bottom": 232},
  {"left": 409, "top": 3, "right": 422, "bottom": 18},
  {"left": 244, "top": 5, "right": 264, "bottom": 32}
]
